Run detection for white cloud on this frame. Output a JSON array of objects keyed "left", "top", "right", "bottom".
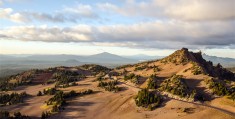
[
  {"left": 164, "top": 0, "right": 235, "bottom": 21},
  {"left": 0, "top": 8, "right": 28, "bottom": 23},
  {"left": 62, "top": 4, "right": 97, "bottom": 18},
  {"left": 0, "top": 8, "right": 12, "bottom": 17},
  {"left": 0, "top": 21, "right": 234, "bottom": 49},
  {"left": 0, "top": 4, "right": 98, "bottom": 23},
  {"left": 98, "top": 0, "right": 235, "bottom": 21},
  {"left": 0, "top": 25, "right": 92, "bottom": 42}
]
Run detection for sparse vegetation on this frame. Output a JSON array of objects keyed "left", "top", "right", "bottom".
[
  {"left": 93, "top": 76, "right": 104, "bottom": 82},
  {"left": 116, "top": 64, "right": 133, "bottom": 70},
  {"left": 37, "top": 91, "right": 43, "bottom": 96},
  {"left": 1, "top": 48, "right": 235, "bottom": 118},
  {"left": 0, "top": 72, "right": 33, "bottom": 91},
  {"left": 43, "top": 88, "right": 57, "bottom": 95},
  {"left": 134, "top": 65, "right": 147, "bottom": 71},
  {"left": 98, "top": 80, "right": 120, "bottom": 92},
  {"left": 46, "top": 89, "right": 93, "bottom": 112},
  {"left": 53, "top": 70, "right": 81, "bottom": 88},
  {"left": 135, "top": 88, "right": 162, "bottom": 111},
  {"left": 205, "top": 78, "right": 233, "bottom": 97},
  {"left": 159, "top": 75, "right": 192, "bottom": 98},
  {"left": 0, "top": 110, "right": 30, "bottom": 119},
  {"left": 190, "top": 62, "right": 204, "bottom": 75},
  {"left": 0, "top": 92, "right": 28, "bottom": 106},
  {"left": 147, "top": 76, "right": 157, "bottom": 89},
  {"left": 229, "top": 91, "right": 235, "bottom": 101},
  {"left": 153, "top": 65, "right": 161, "bottom": 72},
  {"left": 41, "top": 111, "right": 50, "bottom": 119},
  {"left": 124, "top": 73, "right": 140, "bottom": 84},
  {"left": 80, "top": 64, "right": 111, "bottom": 75},
  {"left": 160, "top": 48, "right": 190, "bottom": 65}
]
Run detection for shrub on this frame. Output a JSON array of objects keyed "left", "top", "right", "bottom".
[
  {"left": 147, "top": 78, "right": 157, "bottom": 89},
  {"left": 124, "top": 73, "right": 135, "bottom": 81},
  {"left": 37, "top": 91, "right": 43, "bottom": 96},
  {"left": 0, "top": 92, "right": 28, "bottom": 105},
  {"left": 0, "top": 110, "right": 30, "bottom": 119},
  {"left": 160, "top": 75, "right": 190, "bottom": 98},
  {"left": 124, "top": 73, "right": 140, "bottom": 84},
  {"left": 46, "top": 89, "right": 94, "bottom": 112},
  {"left": 134, "top": 65, "right": 147, "bottom": 71},
  {"left": 98, "top": 80, "right": 120, "bottom": 92},
  {"left": 43, "top": 88, "right": 57, "bottom": 95},
  {"left": 135, "top": 88, "right": 161, "bottom": 110},
  {"left": 41, "top": 111, "right": 50, "bottom": 119}
]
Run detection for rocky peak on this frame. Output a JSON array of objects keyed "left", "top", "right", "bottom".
[{"left": 161, "top": 48, "right": 203, "bottom": 65}]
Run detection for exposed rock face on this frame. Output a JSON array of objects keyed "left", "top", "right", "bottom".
[{"left": 161, "top": 48, "right": 235, "bottom": 80}]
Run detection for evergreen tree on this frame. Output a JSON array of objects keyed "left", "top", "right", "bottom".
[{"left": 37, "top": 91, "right": 43, "bottom": 96}]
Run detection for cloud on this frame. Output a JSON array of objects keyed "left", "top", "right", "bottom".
[
  {"left": 2, "top": 0, "right": 234, "bottom": 23},
  {"left": 1, "top": 21, "right": 234, "bottom": 49},
  {"left": 0, "top": 25, "right": 93, "bottom": 42},
  {"left": 0, "top": 4, "right": 98, "bottom": 23},
  {"left": 97, "top": 0, "right": 235, "bottom": 21},
  {"left": 0, "top": 8, "right": 29, "bottom": 23},
  {"left": 62, "top": 4, "right": 98, "bottom": 19}
]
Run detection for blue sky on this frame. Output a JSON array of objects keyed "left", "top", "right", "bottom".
[{"left": 0, "top": 0, "right": 235, "bottom": 57}]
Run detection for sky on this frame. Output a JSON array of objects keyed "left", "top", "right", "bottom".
[{"left": 0, "top": 0, "right": 235, "bottom": 57}]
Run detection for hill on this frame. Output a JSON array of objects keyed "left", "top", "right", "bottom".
[
  {"left": 0, "top": 48, "right": 234, "bottom": 119},
  {"left": 84, "top": 52, "right": 137, "bottom": 64},
  {"left": 0, "top": 53, "right": 137, "bottom": 77},
  {"left": 202, "top": 54, "right": 235, "bottom": 68}
]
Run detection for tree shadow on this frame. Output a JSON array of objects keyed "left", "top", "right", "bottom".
[{"left": 184, "top": 78, "right": 214, "bottom": 101}]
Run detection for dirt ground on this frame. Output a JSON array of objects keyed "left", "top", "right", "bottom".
[{"left": 1, "top": 63, "right": 235, "bottom": 119}]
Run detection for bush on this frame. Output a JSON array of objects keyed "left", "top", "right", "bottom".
[
  {"left": 207, "top": 79, "right": 229, "bottom": 96},
  {"left": 0, "top": 110, "right": 30, "bottom": 119},
  {"left": 229, "top": 92, "right": 235, "bottom": 101},
  {"left": 41, "top": 111, "right": 50, "bottom": 119},
  {"left": 124, "top": 73, "right": 135, "bottom": 81},
  {"left": 46, "top": 89, "right": 94, "bottom": 112},
  {"left": 43, "top": 88, "right": 57, "bottom": 95},
  {"left": 135, "top": 88, "right": 161, "bottom": 110},
  {"left": 160, "top": 75, "right": 190, "bottom": 98},
  {"left": 147, "top": 78, "right": 157, "bottom": 89},
  {"left": 37, "top": 91, "right": 43, "bottom": 96},
  {"left": 52, "top": 70, "right": 81, "bottom": 88},
  {"left": 0, "top": 92, "right": 28, "bottom": 105},
  {"left": 134, "top": 65, "right": 147, "bottom": 71},
  {"left": 98, "top": 80, "right": 120, "bottom": 92},
  {"left": 190, "top": 62, "right": 204, "bottom": 75},
  {"left": 124, "top": 73, "right": 140, "bottom": 84}
]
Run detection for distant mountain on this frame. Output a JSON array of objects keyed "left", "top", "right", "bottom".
[
  {"left": 16, "top": 52, "right": 137, "bottom": 64},
  {"left": 1, "top": 51, "right": 234, "bottom": 77},
  {"left": 84, "top": 52, "right": 138, "bottom": 64},
  {"left": 202, "top": 54, "right": 235, "bottom": 68},
  {"left": 123, "top": 54, "right": 164, "bottom": 61},
  {"left": 0, "top": 54, "right": 22, "bottom": 61},
  {"left": 26, "top": 54, "right": 83, "bottom": 61},
  {"left": 0, "top": 52, "right": 138, "bottom": 77}
]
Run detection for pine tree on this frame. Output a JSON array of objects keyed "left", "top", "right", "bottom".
[{"left": 37, "top": 91, "right": 42, "bottom": 96}]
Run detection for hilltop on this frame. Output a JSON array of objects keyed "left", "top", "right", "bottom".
[{"left": 0, "top": 48, "right": 234, "bottom": 119}]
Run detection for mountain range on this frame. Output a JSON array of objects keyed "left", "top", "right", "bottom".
[
  {"left": 0, "top": 51, "right": 235, "bottom": 77},
  {"left": 0, "top": 48, "right": 234, "bottom": 119}
]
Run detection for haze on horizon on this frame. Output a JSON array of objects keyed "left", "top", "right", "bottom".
[{"left": 0, "top": 0, "right": 235, "bottom": 58}]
